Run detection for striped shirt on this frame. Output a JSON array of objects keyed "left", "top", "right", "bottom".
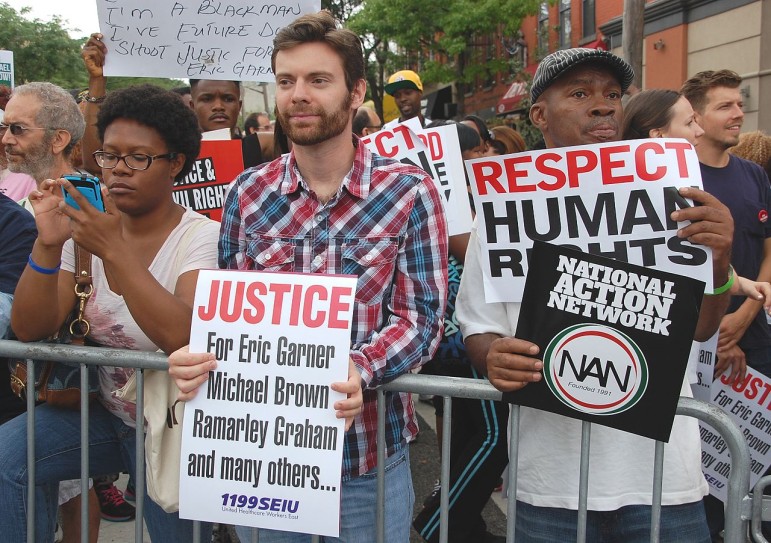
[{"left": 219, "top": 140, "right": 448, "bottom": 479}]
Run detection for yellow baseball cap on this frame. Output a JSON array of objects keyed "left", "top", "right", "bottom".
[{"left": 384, "top": 70, "right": 423, "bottom": 95}]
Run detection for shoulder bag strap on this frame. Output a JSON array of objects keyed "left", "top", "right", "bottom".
[{"left": 70, "top": 244, "right": 94, "bottom": 340}]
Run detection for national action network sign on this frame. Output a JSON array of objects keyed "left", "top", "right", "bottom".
[{"left": 507, "top": 241, "right": 704, "bottom": 441}]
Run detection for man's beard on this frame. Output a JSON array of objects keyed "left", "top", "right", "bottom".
[
  {"left": 6, "top": 138, "right": 57, "bottom": 182},
  {"left": 278, "top": 93, "right": 352, "bottom": 146}
]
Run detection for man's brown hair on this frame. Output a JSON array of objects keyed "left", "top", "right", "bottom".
[
  {"left": 681, "top": 69, "right": 742, "bottom": 113},
  {"left": 271, "top": 11, "right": 364, "bottom": 93}
]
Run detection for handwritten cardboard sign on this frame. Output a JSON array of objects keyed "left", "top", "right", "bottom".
[
  {"left": 361, "top": 118, "right": 473, "bottom": 237},
  {"left": 179, "top": 270, "right": 356, "bottom": 536},
  {"left": 465, "top": 139, "right": 712, "bottom": 303},
  {"left": 96, "top": 0, "right": 320, "bottom": 81},
  {"left": 508, "top": 241, "right": 704, "bottom": 441}
]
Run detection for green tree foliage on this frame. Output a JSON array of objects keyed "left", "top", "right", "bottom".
[
  {"left": 0, "top": 4, "right": 181, "bottom": 92},
  {"left": 0, "top": 3, "right": 88, "bottom": 88},
  {"left": 348, "top": 0, "right": 541, "bottom": 117}
]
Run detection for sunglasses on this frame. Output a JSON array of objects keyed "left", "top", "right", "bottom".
[{"left": 0, "top": 123, "right": 54, "bottom": 137}]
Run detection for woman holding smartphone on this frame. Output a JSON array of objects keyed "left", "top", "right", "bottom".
[{"left": 0, "top": 84, "right": 219, "bottom": 542}]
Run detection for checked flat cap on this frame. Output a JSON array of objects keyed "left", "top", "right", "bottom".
[{"left": 531, "top": 48, "right": 635, "bottom": 103}]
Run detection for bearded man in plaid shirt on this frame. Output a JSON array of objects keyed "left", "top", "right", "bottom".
[{"left": 170, "top": 11, "right": 448, "bottom": 543}]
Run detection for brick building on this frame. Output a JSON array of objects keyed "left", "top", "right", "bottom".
[{"left": 458, "top": 0, "right": 770, "bottom": 133}]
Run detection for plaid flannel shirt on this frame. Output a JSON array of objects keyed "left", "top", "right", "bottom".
[{"left": 219, "top": 141, "right": 448, "bottom": 479}]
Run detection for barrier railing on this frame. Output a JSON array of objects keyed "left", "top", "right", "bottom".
[{"left": 0, "top": 340, "right": 753, "bottom": 543}]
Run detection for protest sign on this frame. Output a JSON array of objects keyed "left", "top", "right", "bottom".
[
  {"left": 465, "top": 138, "right": 711, "bottom": 303},
  {"left": 0, "top": 51, "right": 13, "bottom": 88},
  {"left": 701, "top": 367, "right": 771, "bottom": 502},
  {"left": 507, "top": 241, "right": 704, "bottom": 441},
  {"left": 179, "top": 270, "right": 355, "bottom": 536},
  {"left": 173, "top": 140, "right": 244, "bottom": 221},
  {"left": 361, "top": 117, "right": 473, "bottom": 237},
  {"left": 96, "top": 0, "right": 319, "bottom": 81},
  {"left": 690, "top": 332, "right": 717, "bottom": 403}
]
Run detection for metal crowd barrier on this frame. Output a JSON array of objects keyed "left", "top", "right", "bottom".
[{"left": 0, "top": 340, "right": 754, "bottom": 543}]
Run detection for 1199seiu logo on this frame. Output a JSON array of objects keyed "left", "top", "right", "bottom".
[{"left": 543, "top": 324, "right": 648, "bottom": 415}]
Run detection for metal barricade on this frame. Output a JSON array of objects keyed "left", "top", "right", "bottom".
[
  {"left": 752, "top": 476, "right": 771, "bottom": 542},
  {"left": 0, "top": 340, "right": 754, "bottom": 543}
]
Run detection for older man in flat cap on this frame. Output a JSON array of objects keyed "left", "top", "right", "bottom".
[{"left": 456, "top": 48, "right": 733, "bottom": 542}]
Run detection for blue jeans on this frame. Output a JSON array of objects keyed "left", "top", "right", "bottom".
[
  {"left": 0, "top": 401, "right": 211, "bottom": 543},
  {"left": 515, "top": 500, "right": 710, "bottom": 542},
  {"left": 235, "top": 447, "right": 414, "bottom": 542}
]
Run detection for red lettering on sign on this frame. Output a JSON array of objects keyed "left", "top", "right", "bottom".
[
  {"left": 599, "top": 144, "right": 634, "bottom": 185},
  {"left": 328, "top": 286, "right": 353, "bottom": 329},
  {"left": 635, "top": 142, "right": 665, "bottom": 181},
  {"left": 534, "top": 152, "right": 567, "bottom": 191},
  {"left": 503, "top": 155, "right": 535, "bottom": 192},
  {"left": 664, "top": 141, "right": 692, "bottom": 178},
  {"left": 565, "top": 150, "right": 598, "bottom": 188},
  {"left": 472, "top": 161, "right": 505, "bottom": 196}
]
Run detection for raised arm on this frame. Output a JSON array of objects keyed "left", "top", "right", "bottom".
[{"left": 80, "top": 33, "right": 108, "bottom": 176}]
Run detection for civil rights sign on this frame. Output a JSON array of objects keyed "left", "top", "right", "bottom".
[
  {"left": 506, "top": 241, "right": 704, "bottom": 441},
  {"left": 465, "top": 139, "right": 711, "bottom": 303},
  {"left": 173, "top": 140, "right": 244, "bottom": 221}
]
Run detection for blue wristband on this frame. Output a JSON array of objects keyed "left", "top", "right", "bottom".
[{"left": 27, "top": 255, "right": 61, "bottom": 275}]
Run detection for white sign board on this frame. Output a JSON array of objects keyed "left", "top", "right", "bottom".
[
  {"left": 465, "top": 138, "right": 712, "bottom": 303},
  {"left": 0, "top": 50, "right": 14, "bottom": 88},
  {"left": 179, "top": 270, "right": 355, "bottom": 537},
  {"left": 701, "top": 366, "right": 771, "bottom": 502},
  {"left": 96, "top": 0, "right": 320, "bottom": 81},
  {"left": 361, "top": 118, "right": 473, "bottom": 237},
  {"left": 690, "top": 332, "right": 717, "bottom": 402}
]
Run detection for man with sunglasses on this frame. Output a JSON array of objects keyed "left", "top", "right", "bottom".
[
  {"left": 0, "top": 81, "right": 125, "bottom": 539},
  {"left": 2, "top": 82, "right": 85, "bottom": 212}
]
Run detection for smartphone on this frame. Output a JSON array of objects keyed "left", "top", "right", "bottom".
[{"left": 62, "top": 174, "right": 105, "bottom": 212}]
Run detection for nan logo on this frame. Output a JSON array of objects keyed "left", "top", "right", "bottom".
[{"left": 543, "top": 324, "right": 648, "bottom": 415}]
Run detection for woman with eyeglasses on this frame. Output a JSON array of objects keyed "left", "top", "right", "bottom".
[{"left": 0, "top": 84, "right": 219, "bottom": 542}]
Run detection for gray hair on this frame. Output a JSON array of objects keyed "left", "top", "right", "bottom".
[{"left": 12, "top": 82, "right": 85, "bottom": 156}]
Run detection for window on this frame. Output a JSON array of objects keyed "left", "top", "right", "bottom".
[
  {"left": 582, "top": 0, "right": 596, "bottom": 39},
  {"left": 559, "top": 0, "right": 572, "bottom": 48},
  {"left": 537, "top": 2, "right": 550, "bottom": 58}
]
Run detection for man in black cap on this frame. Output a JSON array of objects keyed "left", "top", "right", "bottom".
[{"left": 456, "top": 48, "right": 733, "bottom": 541}]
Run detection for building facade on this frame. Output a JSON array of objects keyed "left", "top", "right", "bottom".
[{"left": 462, "top": 0, "right": 770, "bottom": 133}]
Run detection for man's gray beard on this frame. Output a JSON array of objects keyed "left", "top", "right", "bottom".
[{"left": 7, "top": 149, "right": 57, "bottom": 182}]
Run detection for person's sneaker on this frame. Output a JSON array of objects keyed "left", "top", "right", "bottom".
[
  {"left": 95, "top": 481, "right": 136, "bottom": 522},
  {"left": 123, "top": 481, "right": 135, "bottom": 503},
  {"left": 422, "top": 479, "right": 441, "bottom": 507}
]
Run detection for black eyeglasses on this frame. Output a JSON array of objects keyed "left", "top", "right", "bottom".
[
  {"left": 93, "top": 151, "right": 178, "bottom": 171},
  {"left": 0, "top": 123, "right": 54, "bottom": 137}
]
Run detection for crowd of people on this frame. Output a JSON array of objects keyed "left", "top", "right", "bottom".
[{"left": 0, "top": 8, "right": 770, "bottom": 543}]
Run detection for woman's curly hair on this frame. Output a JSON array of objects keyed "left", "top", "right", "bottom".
[
  {"left": 96, "top": 84, "right": 201, "bottom": 181},
  {"left": 730, "top": 131, "right": 771, "bottom": 178}
]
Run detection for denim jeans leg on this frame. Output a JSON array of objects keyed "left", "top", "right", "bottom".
[
  {"left": 610, "top": 502, "right": 710, "bottom": 543},
  {"left": 110, "top": 415, "right": 212, "bottom": 543},
  {"left": 515, "top": 501, "right": 709, "bottom": 543},
  {"left": 235, "top": 447, "right": 414, "bottom": 543},
  {"left": 0, "top": 402, "right": 125, "bottom": 543}
]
